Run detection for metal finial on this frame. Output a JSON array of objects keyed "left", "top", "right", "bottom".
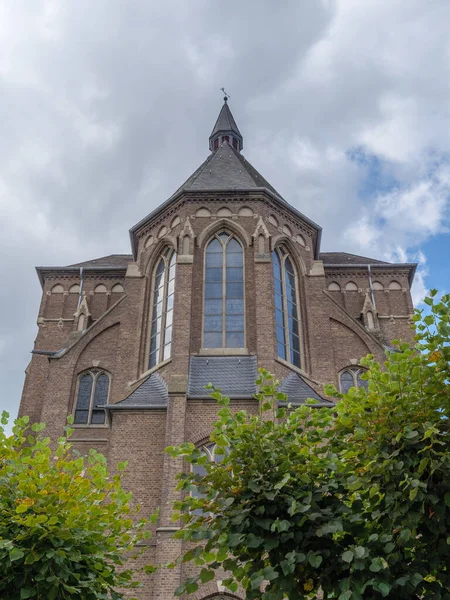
[{"left": 220, "top": 87, "right": 230, "bottom": 102}]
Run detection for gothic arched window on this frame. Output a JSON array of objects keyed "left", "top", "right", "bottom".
[
  {"left": 149, "top": 247, "right": 176, "bottom": 369},
  {"left": 339, "top": 367, "right": 368, "bottom": 394},
  {"left": 74, "top": 370, "right": 109, "bottom": 425},
  {"left": 191, "top": 443, "right": 227, "bottom": 513},
  {"left": 203, "top": 231, "right": 245, "bottom": 349},
  {"left": 273, "top": 246, "right": 301, "bottom": 368}
]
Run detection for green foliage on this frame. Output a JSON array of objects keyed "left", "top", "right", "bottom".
[
  {"left": 166, "top": 292, "right": 450, "bottom": 599},
  {"left": 0, "top": 414, "right": 157, "bottom": 599}
]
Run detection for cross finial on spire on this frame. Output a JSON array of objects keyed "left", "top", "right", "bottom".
[{"left": 220, "top": 87, "right": 230, "bottom": 102}]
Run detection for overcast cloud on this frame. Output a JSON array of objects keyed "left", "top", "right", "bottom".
[{"left": 1, "top": 0, "right": 450, "bottom": 420}]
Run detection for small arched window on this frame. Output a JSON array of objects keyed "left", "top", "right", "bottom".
[
  {"left": 339, "top": 367, "right": 368, "bottom": 394},
  {"left": 389, "top": 280, "right": 402, "bottom": 290},
  {"left": 149, "top": 247, "right": 176, "bottom": 369},
  {"left": 74, "top": 370, "right": 109, "bottom": 425},
  {"left": 191, "top": 443, "right": 226, "bottom": 512},
  {"left": 273, "top": 246, "right": 301, "bottom": 368},
  {"left": 203, "top": 231, "right": 244, "bottom": 349}
]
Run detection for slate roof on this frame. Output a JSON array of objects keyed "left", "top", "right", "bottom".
[
  {"left": 168, "top": 142, "right": 284, "bottom": 200},
  {"left": 320, "top": 252, "right": 390, "bottom": 266},
  {"left": 104, "top": 373, "right": 168, "bottom": 409},
  {"left": 210, "top": 101, "right": 242, "bottom": 139},
  {"left": 67, "top": 254, "right": 133, "bottom": 268},
  {"left": 278, "top": 373, "right": 333, "bottom": 407},
  {"left": 188, "top": 356, "right": 258, "bottom": 398}
]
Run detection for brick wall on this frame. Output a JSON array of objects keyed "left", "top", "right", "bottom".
[{"left": 18, "top": 191, "right": 416, "bottom": 599}]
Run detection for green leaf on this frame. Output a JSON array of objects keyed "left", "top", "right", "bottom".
[
  {"left": 200, "top": 569, "right": 215, "bottom": 584},
  {"left": 308, "top": 554, "right": 323, "bottom": 568},
  {"left": 341, "top": 550, "right": 354, "bottom": 563},
  {"left": 10, "top": 547, "right": 25, "bottom": 562},
  {"left": 250, "top": 574, "right": 264, "bottom": 590},
  {"left": 20, "top": 588, "right": 36, "bottom": 599}
]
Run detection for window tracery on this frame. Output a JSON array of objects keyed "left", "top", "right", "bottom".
[
  {"left": 339, "top": 367, "right": 368, "bottom": 394},
  {"left": 74, "top": 369, "right": 109, "bottom": 425},
  {"left": 149, "top": 247, "right": 176, "bottom": 368},
  {"left": 272, "top": 246, "right": 301, "bottom": 368},
  {"left": 203, "top": 231, "right": 245, "bottom": 349}
]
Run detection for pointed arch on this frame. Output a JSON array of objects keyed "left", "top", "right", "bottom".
[
  {"left": 203, "top": 230, "right": 245, "bottom": 349},
  {"left": 73, "top": 369, "right": 110, "bottom": 425},
  {"left": 270, "top": 234, "right": 306, "bottom": 275},
  {"left": 197, "top": 218, "right": 251, "bottom": 248},
  {"left": 148, "top": 246, "right": 177, "bottom": 368},
  {"left": 273, "top": 244, "right": 303, "bottom": 368},
  {"left": 339, "top": 366, "right": 368, "bottom": 393}
]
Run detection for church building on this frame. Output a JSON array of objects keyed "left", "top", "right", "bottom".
[{"left": 19, "top": 99, "right": 417, "bottom": 599}]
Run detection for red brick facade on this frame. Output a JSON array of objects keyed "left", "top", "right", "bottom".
[{"left": 19, "top": 103, "right": 416, "bottom": 599}]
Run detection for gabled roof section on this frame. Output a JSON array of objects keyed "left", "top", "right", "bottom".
[
  {"left": 321, "top": 252, "right": 417, "bottom": 285},
  {"left": 103, "top": 373, "right": 168, "bottom": 410},
  {"left": 188, "top": 356, "right": 258, "bottom": 398},
  {"left": 36, "top": 254, "right": 132, "bottom": 288},
  {"left": 67, "top": 254, "right": 133, "bottom": 268},
  {"left": 320, "top": 252, "right": 390, "bottom": 265},
  {"left": 278, "top": 373, "right": 333, "bottom": 407}
]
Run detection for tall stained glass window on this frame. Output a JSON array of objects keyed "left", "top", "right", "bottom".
[
  {"left": 149, "top": 247, "right": 176, "bottom": 368},
  {"left": 273, "top": 246, "right": 301, "bottom": 368},
  {"left": 203, "top": 231, "right": 245, "bottom": 349},
  {"left": 74, "top": 370, "right": 109, "bottom": 425}
]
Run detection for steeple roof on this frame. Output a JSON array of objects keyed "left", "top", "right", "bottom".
[
  {"left": 168, "top": 141, "right": 283, "bottom": 200},
  {"left": 210, "top": 99, "right": 242, "bottom": 139},
  {"left": 209, "top": 98, "right": 243, "bottom": 152}
]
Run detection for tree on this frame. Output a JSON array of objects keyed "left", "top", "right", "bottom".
[
  {"left": 167, "top": 291, "right": 450, "bottom": 599},
  {"left": 0, "top": 414, "right": 157, "bottom": 600}
]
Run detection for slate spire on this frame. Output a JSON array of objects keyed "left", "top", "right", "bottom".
[{"left": 209, "top": 97, "right": 243, "bottom": 153}]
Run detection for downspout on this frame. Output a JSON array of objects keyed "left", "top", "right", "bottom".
[
  {"left": 78, "top": 267, "right": 84, "bottom": 308},
  {"left": 367, "top": 264, "right": 376, "bottom": 309}
]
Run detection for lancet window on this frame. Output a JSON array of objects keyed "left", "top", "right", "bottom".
[
  {"left": 273, "top": 246, "right": 301, "bottom": 368},
  {"left": 74, "top": 370, "right": 109, "bottom": 425},
  {"left": 203, "top": 231, "right": 245, "bottom": 349},
  {"left": 149, "top": 247, "right": 176, "bottom": 368},
  {"left": 339, "top": 367, "right": 368, "bottom": 393}
]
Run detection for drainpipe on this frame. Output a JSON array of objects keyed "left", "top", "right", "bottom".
[
  {"left": 78, "top": 267, "right": 84, "bottom": 308},
  {"left": 367, "top": 264, "right": 376, "bottom": 309}
]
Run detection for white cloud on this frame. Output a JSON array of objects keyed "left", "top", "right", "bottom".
[{"left": 2, "top": 0, "right": 450, "bottom": 420}]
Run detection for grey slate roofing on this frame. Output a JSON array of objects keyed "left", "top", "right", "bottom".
[
  {"left": 67, "top": 254, "right": 133, "bottom": 268},
  {"left": 210, "top": 101, "right": 242, "bottom": 139},
  {"left": 104, "top": 372, "right": 168, "bottom": 409},
  {"left": 278, "top": 373, "right": 333, "bottom": 407},
  {"left": 320, "top": 252, "right": 390, "bottom": 266},
  {"left": 168, "top": 142, "right": 284, "bottom": 200},
  {"left": 188, "top": 356, "right": 258, "bottom": 398}
]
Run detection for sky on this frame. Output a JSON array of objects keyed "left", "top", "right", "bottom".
[{"left": 1, "top": 0, "right": 450, "bottom": 422}]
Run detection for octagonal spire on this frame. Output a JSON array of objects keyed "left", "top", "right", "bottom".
[{"left": 209, "top": 97, "right": 243, "bottom": 153}]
